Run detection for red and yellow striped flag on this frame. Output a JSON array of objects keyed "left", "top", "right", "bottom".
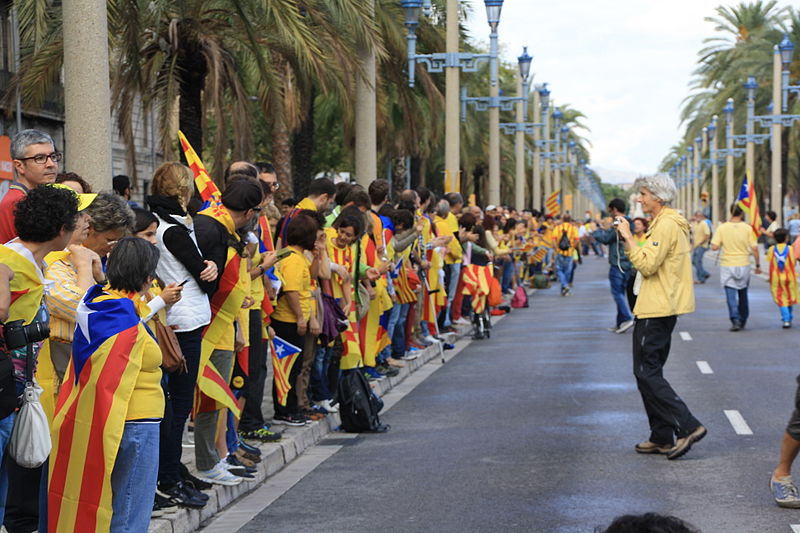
[
  {"left": 736, "top": 171, "right": 761, "bottom": 237},
  {"left": 49, "top": 286, "right": 160, "bottom": 533},
  {"left": 545, "top": 190, "right": 561, "bottom": 218},
  {"left": 461, "top": 264, "right": 493, "bottom": 314},
  {"left": 179, "top": 132, "right": 245, "bottom": 416},
  {"left": 271, "top": 336, "right": 302, "bottom": 406},
  {"left": 768, "top": 243, "right": 798, "bottom": 307}
]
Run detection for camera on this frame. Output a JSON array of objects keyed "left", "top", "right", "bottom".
[
  {"left": 612, "top": 218, "right": 620, "bottom": 228},
  {"left": 2, "top": 320, "right": 50, "bottom": 351}
]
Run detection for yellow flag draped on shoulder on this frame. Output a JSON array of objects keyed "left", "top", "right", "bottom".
[{"left": 178, "top": 131, "right": 244, "bottom": 416}]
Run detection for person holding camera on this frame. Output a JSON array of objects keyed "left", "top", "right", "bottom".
[
  {"left": 0, "top": 185, "right": 79, "bottom": 526},
  {"left": 615, "top": 175, "right": 706, "bottom": 461},
  {"left": 593, "top": 198, "right": 635, "bottom": 334}
]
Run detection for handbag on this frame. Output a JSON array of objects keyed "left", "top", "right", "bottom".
[
  {"left": 8, "top": 343, "right": 51, "bottom": 468},
  {"left": 153, "top": 316, "right": 187, "bottom": 374}
]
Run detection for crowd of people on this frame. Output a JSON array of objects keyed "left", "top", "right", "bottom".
[
  {"left": 0, "top": 129, "right": 600, "bottom": 532},
  {"left": 8, "top": 127, "right": 800, "bottom": 530}
]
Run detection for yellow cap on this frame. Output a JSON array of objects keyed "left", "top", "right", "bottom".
[{"left": 49, "top": 183, "right": 97, "bottom": 211}]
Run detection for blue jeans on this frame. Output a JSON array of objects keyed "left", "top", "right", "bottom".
[
  {"left": 310, "top": 344, "right": 334, "bottom": 402},
  {"left": 391, "top": 303, "right": 411, "bottom": 357},
  {"left": 501, "top": 259, "right": 515, "bottom": 292},
  {"left": 609, "top": 267, "right": 633, "bottom": 326},
  {"left": 0, "top": 413, "right": 16, "bottom": 525},
  {"left": 724, "top": 286, "right": 749, "bottom": 324},
  {"left": 378, "top": 303, "right": 403, "bottom": 364},
  {"left": 555, "top": 255, "right": 574, "bottom": 289},
  {"left": 781, "top": 306, "right": 793, "bottom": 322},
  {"left": 111, "top": 422, "right": 159, "bottom": 533},
  {"left": 692, "top": 247, "right": 709, "bottom": 281},
  {"left": 444, "top": 263, "right": 462, "bottom": 326}
]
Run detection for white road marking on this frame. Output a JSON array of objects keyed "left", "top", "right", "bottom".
[
  {"left": 790, "top": 525, "right": 800, "bottom": 533},
  {"left": 696, "top": 361, "right": 713, "bottom": 374},
  {"left": 724, "top": 410, "right": 754, "bottom": 435},
  {"left": 680, "top": 331, "right": 692, "bottom": 341}
]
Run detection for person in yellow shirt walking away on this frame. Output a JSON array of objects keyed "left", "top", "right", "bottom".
[
  {"left": 551, "top": 214, "right": 580, "bottom": 296},
  {"left": 710, "top": 204, "right": 761, "bottom": 331},
  {"left": 766, "top": 228, "right": 798, "bottom": 328}
]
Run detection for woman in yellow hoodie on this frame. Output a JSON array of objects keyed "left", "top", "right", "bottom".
[{"left": 616, "top": 175, "right": 706, "bottom": 461}]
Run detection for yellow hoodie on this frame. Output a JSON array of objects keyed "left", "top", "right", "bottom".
[{"left": 626, "top": 207, "right": 695, "bottom": 319}]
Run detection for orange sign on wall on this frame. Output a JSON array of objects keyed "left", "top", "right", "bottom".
[{"left": 0, "top": 136, "right": 12, "bottom": 180}]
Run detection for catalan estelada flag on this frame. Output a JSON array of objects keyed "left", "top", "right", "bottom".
[
  {"left": 737, "top": 171, "right": 761, "bottom": 236},
  {"left": 768, "top": 243, "right": 798, "bottom": 307},
  {"left": 179, "top": 132, "right": 245, "bottom": 416},
  {"left": 358, "top": 234, "right": 392, "bottom": 366},
  {"left": 49, "top": 285, "right": 162, "bottom": 533},
  {"left": 325, "top": 228, "right": 362, "bottom": 370},
  {"left": 271, "top": 336, "right": 302, "bottom": 406},
  {"left": 257, "top": 215, "right": 275, "bottom": 330},
  {"left": 461, "top": 264, "right": 492, "bottom": 314},
  {"left": 546, "top": 190, "right": 561, "bottom": 217}
]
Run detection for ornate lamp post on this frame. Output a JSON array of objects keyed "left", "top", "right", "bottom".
[{"left": 401, "top": 0, "right": 500, "bottom": 193}]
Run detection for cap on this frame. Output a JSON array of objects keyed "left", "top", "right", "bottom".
[
  {"left": 50, "top": 183, "right": 97, "bottom": 211},
  {"left": 486, "top": 204, "right": 497, "bottom": 212}
]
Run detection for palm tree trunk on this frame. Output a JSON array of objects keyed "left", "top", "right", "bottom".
[{"left": 292, "top": 86, "right": 316, "bottom": 198}]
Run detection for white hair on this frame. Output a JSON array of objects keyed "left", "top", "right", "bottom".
[{"left": 633, "top": 174, "right": 676, "bottom": 206}]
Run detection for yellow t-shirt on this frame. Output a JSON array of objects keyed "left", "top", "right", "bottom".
[
  {"left": 127, "top": 330, "right": 166, "bottom": 420},
  {"left": 711, "top": 221, "right": 756, "bottom": 267},
  {"left": 271, "top": 247, "right": 313, "bottom": 323},
  {"left": 692, "top": 220, "right": 711, "bottom": 248}
]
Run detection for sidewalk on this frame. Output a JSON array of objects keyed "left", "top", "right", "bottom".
[{"left": 146, "top": 315, "right": 496, "bottom": 533}]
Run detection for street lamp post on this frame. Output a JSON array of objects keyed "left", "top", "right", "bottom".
[
  {"left": 532, "top": 86, "right": 542, "bottom": 211},
  {"left": 486, "top": 0, "right": 503, "bottom": 206},
  {"left": 540, "top": 86, "right": 551, "bottom": 202},
  {"left": 513, "top": 48, "right": 532, "bottom": 210},
  {"left": 401, "top": 0, "right": 500, "bottom": 194},
  {"left": 708, "top": 118, "right": 720, "bottom": 226}
]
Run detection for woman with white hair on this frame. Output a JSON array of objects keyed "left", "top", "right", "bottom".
[{"left": 615, "top": 175, "right": 706, "bottom": 461}]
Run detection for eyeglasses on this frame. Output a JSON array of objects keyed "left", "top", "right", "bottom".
[
  {"left": 251, "top": 207, "right": 262, "bottom": 213},
  {"left": 17, "top": 152, "right": 63, "bottom": 165}
]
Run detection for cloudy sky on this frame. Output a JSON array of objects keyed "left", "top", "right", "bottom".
[{"left": 464, "top": 0, "right": 792, "bottom": 184}]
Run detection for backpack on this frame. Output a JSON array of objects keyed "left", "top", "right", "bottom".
[
  {"left": 511, "top": 286, "right": 529, "bottom": 308},
  {"left": 337, "top": 369, "right": 388, "bottom": 433},
  {"left": 558, "top": 230, "right": 571, "bottom": 251}
]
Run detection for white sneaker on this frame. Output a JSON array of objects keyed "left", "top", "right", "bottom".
[
  {"left": 401, "top": 352, "right": 420, "bottom": 361},
  {"left": 616, "top": 320, "right": 635, "bottom": 334},
  {"left": 318, "top": 399, "right": 338, "bottom": 413},
  {"left": 454, "top": 317, "right": 470, "bottom": 326},
  {"left": 195, "top": 462, "right": 242, "bottom": 486},
  {"left": 423, "top": 335, "right": 441, "bottom": 344}
]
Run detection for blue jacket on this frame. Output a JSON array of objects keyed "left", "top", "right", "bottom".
[{"left": 593, "top": 221, "right": 633, "bottom": 272}]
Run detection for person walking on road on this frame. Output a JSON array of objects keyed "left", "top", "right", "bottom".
[
  {"left": 710, "top": 204, "right": 760, "bottom": 331},
  {"left": 593, "top": 198, "right": 634, "bottom": 333},
  {"left": 615, "top": 175, "right": 706, "bottom": 460},
  {"left": 691, "top": 211, "right": 711, "bottom": 283},
  {"left": 766, "top": 228, "right": 798, "bottom": 328},
  {"left": 551, "top": 214, "right": 579, "bottom": 296}
]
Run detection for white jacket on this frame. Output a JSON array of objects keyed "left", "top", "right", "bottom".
[{"left": 154, "top": 213, "right": 212, "bottom": 332}]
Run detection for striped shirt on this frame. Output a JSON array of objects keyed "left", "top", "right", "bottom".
[{"left": 45, "top": 258, "right": 86, "bottom": 342}]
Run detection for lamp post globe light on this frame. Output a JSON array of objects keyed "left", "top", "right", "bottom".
[{"left": 707, "top": 116, "right": 721, "bottom": 226}]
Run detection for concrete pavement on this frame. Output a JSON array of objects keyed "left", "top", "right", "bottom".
[{"left": 208, "top": 253, "right": 800, "bottom": 533}]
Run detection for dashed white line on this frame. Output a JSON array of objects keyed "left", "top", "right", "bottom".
[
  {"left": 724, "top": 410, "right": 753, "bottom": 435},
  {"left": 679, "top": 331, "right": 693, "bottom": 341},
  {"left": 696, "top": 361, "right": 713, "bottom": 374},
  {"left": 789, "top": 525, "right": 800, "bottom": 533}
]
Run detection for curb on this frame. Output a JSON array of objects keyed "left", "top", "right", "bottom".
[{"left": 147, "top": 323, "right": 476, "bottom": 533}]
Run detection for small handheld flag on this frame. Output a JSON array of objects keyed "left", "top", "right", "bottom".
[{"left": 546, "top": 190, "right": 561, "bottom": 218}]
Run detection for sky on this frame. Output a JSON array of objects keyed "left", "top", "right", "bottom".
[{"left": 464, "top": 0, "right": 791, "bottom": 184}]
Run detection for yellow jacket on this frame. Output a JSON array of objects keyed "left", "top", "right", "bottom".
[{"left": 626, "top": 207, "right": 695, "bottom": 319}]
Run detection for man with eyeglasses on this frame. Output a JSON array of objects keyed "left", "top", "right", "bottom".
[{"left": 0, "top": 129, "right": 60, "bottom": 243}]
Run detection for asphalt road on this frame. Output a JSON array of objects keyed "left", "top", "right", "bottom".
[{"left": 228, "top": 252, "right": 800, "bottom": 533}]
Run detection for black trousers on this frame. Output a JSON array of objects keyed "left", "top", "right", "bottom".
[
  {"left": 240, "top": 309, "right": 268, "bottom": 432},
  {"left": 271, "top": 319, "right": 304, "bottom": 417},
  {"left": 632, "top": 316, "right": 701, "bottom": 445}
]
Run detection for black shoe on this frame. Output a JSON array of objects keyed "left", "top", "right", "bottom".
[
  {"left": 180, "top": 462, "right": 213, "bottom": 491},
  {"left": 226, "top": 454, "right": 258, "bottom": 475},
  {"left": 730, "top": 321, "right": 742, "bottom": 332},
  {"left": 366, "top": 423, "right": 391, "bottom": 433},
  {"left": 152, "top": 493, "right": 178, "bottom": 517},
  {"left": 158, "top": 482, "right": 207, "bottom": 509},
  {"left": 238, "top": 440, "right": 263, "bottom": 456},
  {"left": 376, "top": 364, "right": 400, "bottom": 377}
]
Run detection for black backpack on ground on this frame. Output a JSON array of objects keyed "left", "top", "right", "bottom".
[
  {"left": 558, "top": 230, "right": 571, "bottom": 251},
  {"left": 337, "top": 369, "right": 389, "bottom": 433}
]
